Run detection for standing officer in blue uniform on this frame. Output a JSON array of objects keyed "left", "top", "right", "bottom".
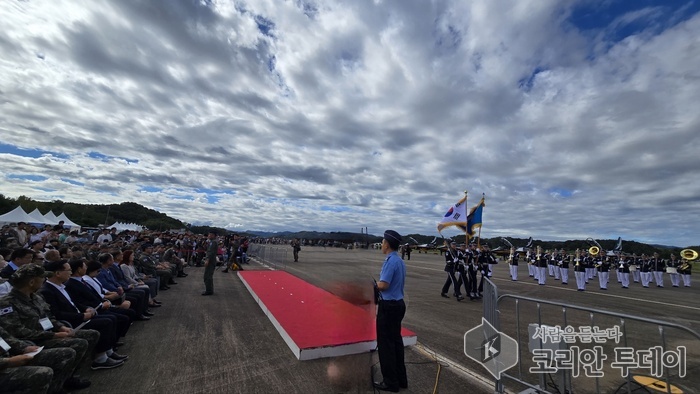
[{"left": 373, "top": 230, "right": 407, "bottom": 393}]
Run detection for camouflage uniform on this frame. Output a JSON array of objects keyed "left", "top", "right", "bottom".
[
  {"left": 1, "top": 324, "right": 76, "bottom": 393},
  {"left": 0, "top": 288, "right": 98, "bottom": 375}
]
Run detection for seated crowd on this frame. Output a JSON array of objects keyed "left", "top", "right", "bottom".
[{"left": 0, "top": 224, "right": 204, "bottom": 393}]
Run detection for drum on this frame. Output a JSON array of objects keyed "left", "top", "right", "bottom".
[
  {"left": 629, "top": 265, "right": 637, "bottom": 272},
  {"left": 666, "top": 267, "right": 678, "bottom": 274}
]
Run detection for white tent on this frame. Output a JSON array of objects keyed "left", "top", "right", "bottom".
[
  {"left": 0, "top": 206, "right": 33, "bottom": 224},
  {"left": 56, "top": 212, "right": 80, "bottom": 229},
  {"left": 27, "top": 208, "right": 52, "bottom": 226},
  {"left": 43, "top": 211, "right": 59, "bottom": 225},
  {"left": 107, "top": 222, "right": 144, "bottom": 232}
]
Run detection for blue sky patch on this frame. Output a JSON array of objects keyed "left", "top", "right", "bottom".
[
  {"left": 0, "top": 143, "right": 69, "bottom": 159},
  {"left": 8, "top": 174, "right": 49, "bottom": 182},
  {"left": 61, "top": 178, "right": 85, "bottom": 186},
  {"left": 568, "top": 0, "right": 700, "bottom": 44},
  {"left": 139, "top": 186, "right": 163, "bottom": 193},
  {"left": 549, "top": 187, "right": 573, "bottom": 198}
]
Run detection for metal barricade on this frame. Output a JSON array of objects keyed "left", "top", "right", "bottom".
[
  {"left": 482, "top": 278, "right": 700, "bottom": 394},
  {"left": 248, "top": 244, "right": 288, "bottom": 270}
]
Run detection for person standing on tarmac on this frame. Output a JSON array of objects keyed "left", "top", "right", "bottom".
[
  {"left": 373, "top": 230, "right": 407, "bottom": 393},
  {"left": 440, "top": 241, "right": 463, "bottom": 300},
  {"left": 202, "top": 232, "right": 217, "bottom": 296}
]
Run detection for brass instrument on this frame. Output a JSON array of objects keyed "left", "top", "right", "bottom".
[
  {"left": 575, "top": 248, "right": 581, "bottom": 266},
  {"left": 679, "top": 249, "right": 697, "bottom": 271},
  {"left": 589, "top": 246, "right": 600, "bottom": 256},
  {"left": 680, "top": 249, "right": 699, "bottom": 261}
]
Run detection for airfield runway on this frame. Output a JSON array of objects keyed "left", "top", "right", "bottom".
[{"left": 81, "top": 246, "right": 700, "bottom": 393}]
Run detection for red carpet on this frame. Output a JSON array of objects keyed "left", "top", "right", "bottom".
[{"left": 238, "top": 270, "right": 417, "bottom": 360}]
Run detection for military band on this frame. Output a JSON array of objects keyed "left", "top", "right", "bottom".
[{"left": 439, "top": 244, "right": 695, "bottom": 303}]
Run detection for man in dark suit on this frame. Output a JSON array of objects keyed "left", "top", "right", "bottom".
[
  {"left": 40, "top": 260, "right": 127, "bottom": 370},
  {"left": 64, "top": 259, "right": 134, "bottom": 338},
  {"left": 0, "top": 249, "right": 35, "bottom": 279},
  {"left": 96, "top": 253, "right": 152, "bottom": 319}
]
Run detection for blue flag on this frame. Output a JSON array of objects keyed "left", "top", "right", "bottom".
[{"left": 466, "top": 197, "right": 485, "bottom": 236}]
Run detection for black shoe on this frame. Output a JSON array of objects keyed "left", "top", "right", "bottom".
[
  {"left": 456, "top": 295, "right": 465, "bottom": 301},
  {"left": 373, "top": 381, "right": 399, "bottom": 392},
  {"left": 222, "top": 269, "right": 229, "bottom": 273},
  {"left": 440, "top": 293, "right": 449, "bottom": 298},
  {"left": 143, "top": 311, "right": 155, "bottom": 317},
  {"left": 159, "top": 286, "right": 170, "bottom": 291},
  {"left": 169, "top": 281, "right": 178, "bottom": 285},
  {"left": 109, "top": 352, "right": 129, "bottom": 361},
  {"left": 137, "top": 315, "right": 151, "bottom": 321},
  {"left": 64, "top": 376, "right": 91, "bottom": 390},
  {"left": 149, "top": 303, "right": 162, "bottom": 308},
  {"left": 114, "top": 341, "right": 125, "bottom": 347},
  {"left": 201, "top": 292, "right": 213, "bottom": 296},
  {"left": 91, "top": 358, "right": 124, "bottom": 370},
  {"left": 153, "top": 300, "right": 162, "bottom": 305},
  {"left": 177, "top": 273, "right": 187, "bottom": 277}
]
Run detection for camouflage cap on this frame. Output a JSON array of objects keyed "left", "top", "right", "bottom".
[{"left": 11, "top": 263, "right": 53, "bottom": 282}]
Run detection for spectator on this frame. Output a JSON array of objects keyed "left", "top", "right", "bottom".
[
  {"left": 0, "top": 249, "right": 36, "bottom": 279},
  {"left": 41, "top": 260, "right": 127, "bottom": 370}
]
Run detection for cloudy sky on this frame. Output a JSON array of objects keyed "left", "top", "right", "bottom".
[{"left": 1, "top": 0, "right": 699, "bottom": 246}]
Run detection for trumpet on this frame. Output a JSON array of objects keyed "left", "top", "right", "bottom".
[{"left": 575, "top": 248, "right": 581, "bottom": 266}]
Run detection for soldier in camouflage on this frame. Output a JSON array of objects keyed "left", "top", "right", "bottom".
[
  {"left": 1, "top": 324, "right": 77, "bottom": 393},
  {"left": 0, "top": 264, "right": 98, "bottom": 385}
]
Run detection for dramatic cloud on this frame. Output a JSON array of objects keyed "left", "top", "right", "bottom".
[{"left": 1, "top": 0, "right": 699, "bottom": 246}]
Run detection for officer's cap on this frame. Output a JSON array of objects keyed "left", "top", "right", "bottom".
[{"left": 10, "top": 264, "right": 53, "bottom": 284}]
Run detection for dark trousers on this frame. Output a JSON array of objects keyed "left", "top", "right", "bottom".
[
  {"left": 84, "top": 316, "right": 118, "bottom": 353},
  {"left": 467, "top": 266, "right": 478, "bottom": 295},
  {"left": 441, "top": 269, "right": 459, "bottom": 295},
  {"left": 203, "top": 260, "right": 215, "bottom": 293},
  {"left": 456, "top": 266, "right": 469, "bottom": 297},
  {"left": 376, "top": 300, "right": 407, "bottom": 389},
  {"left": 100, "top": 309, "right": 132, "bottom": 338}
]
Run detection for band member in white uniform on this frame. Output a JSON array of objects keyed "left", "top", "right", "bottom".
[
  {"left": 509, "top": 247, "right": 518, "bottom": 281},
  {"left": 537, "top": 247, "right": 547, "bottom": 286},
  {"left": 651, "top": 252, "right": 665, "bottom": 287},
  {"left": 619, "top": 255, "right": 631, "bottom": 289},
  {"left": 527, "top": 250, "right": 536, "bottom": 279},
  {"left": 547, "top": 250, "right": 556, "bottom": 278},
  {"left": 679, "top": 258, "right": 692, "bottom": 287},
  {"left": 667, "top": 254, "right": 680, "bottom": 287},
  {"left": 559, "top": 250, "right": 570, "bottom": 285},
  {"left": 574, "top": 249, "right": 586, "bottom": 291},
  {"left": 631, "top": 254, "right": 641, "bottom": 283},
  {"left": 597, "top": 255, "right": 610, "bottom": 290},
  {"left": 640, "top": 254, "right": 652, "bottom": 288}
]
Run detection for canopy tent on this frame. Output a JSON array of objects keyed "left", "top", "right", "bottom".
[
  {"left": 43, "top": 211, "right": 59, "bottom": 225},
  {"left": 0, "top": 206, "right": 33, "bottom": 224},
  {"left": 106, "top": 222, "right": 145, "bottom": 232},
  {"left": 27, "top": 208, "right": 53, "bottom": 226},
  {"left": 56, "top": 212, "right": 80, "bottom": 229}
]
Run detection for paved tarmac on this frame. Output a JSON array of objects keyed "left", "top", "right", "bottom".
[{"left": 79, "top": 246, "right": 700, "bottom": 393}]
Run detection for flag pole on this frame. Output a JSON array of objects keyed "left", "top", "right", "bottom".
[
  {"left": 477, "top": 193, "right": 484, "bottom": 248},
  {"left": 463, "top": 190, "right": 469, "bottom": 245}
]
